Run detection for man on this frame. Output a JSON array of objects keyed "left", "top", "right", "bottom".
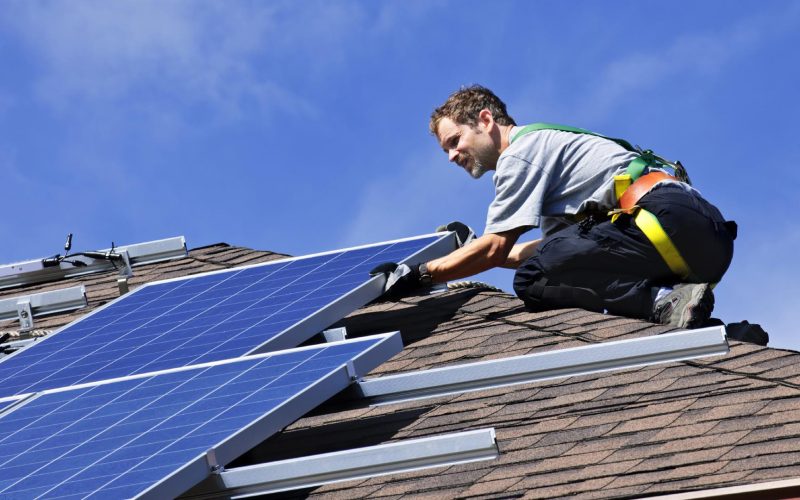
[{"left": 372, "top": 85, "right": 736, "bottom": 328}]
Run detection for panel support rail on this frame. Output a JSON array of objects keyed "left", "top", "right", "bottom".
[
  {"left": 182, "top": 428, "right": 497, "bottom": 499},
  {"left": 0, "top": 285, "right": 87, "bottom": 332},
  {"left": 354, "top": 326, "right": 729, "bottom": 405},
  {"left": 0, "top": 236, "right": 187, "bottom": 289}
]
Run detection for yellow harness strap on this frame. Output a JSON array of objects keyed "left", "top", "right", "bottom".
[
  {"left": 614, "top": 174, "right": 632, "bottom": 201},
  {"left": 611, "top": 170, "right": 693, "bottom": 280},
  {"left": 631, "top": 207, "right": 691, "bottom": 279}
]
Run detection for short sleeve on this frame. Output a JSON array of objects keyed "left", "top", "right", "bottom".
[{"left": 484, "top": 154, "right": 549, "bottom": 234}]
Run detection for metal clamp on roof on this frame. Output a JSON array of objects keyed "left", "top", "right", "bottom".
[
  {"left": 322, "top": 327, "right": 347, "bottom": 342},
  {"left": 205, "top": 448, "right": 223, "bottom": 474},
  {"left": 0, "top": 285, "right": 87, "bottom": 332}
]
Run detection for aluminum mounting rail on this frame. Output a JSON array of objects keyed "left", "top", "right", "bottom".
[
  {"left": 354, "top": 326, "right": 729, "bottom": 405},
  {"left": 0, "top": 236, "right": 187, "bottom": 289},
  {"left": 0, "top": 285, "right": 87, "bottom": 331},
  {"left": 181, "top": 428, "right": 497, "bottom": 499}
]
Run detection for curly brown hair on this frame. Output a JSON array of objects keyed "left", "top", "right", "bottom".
[{"left": 429, "top": 85, "right": 516, "bottom": 135}]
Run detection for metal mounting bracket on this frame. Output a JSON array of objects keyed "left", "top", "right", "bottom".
[
  {"left": 322, "top": 327, "right": 347, "bottom": 343},
  {"left": 205, "top": 448, "right": 223, "bottom": 474},
  {"left": 345, "top": 360, "right": 358, "bottom": 381},
  {"left": 117, "top": 277, "right": 130, "bottom": 296},
  {"left": 16, "top": 299, "right": 33, "bottom": 332},
  {"left": 118, "top": 251, "right": 133, "bottom": 278}
]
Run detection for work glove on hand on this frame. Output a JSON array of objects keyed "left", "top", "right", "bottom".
[
  {"left": 435, "top": 221, "right": 476, "bottom": 248},
  {"left": 369, "top": 262, "right": 427, "bottom": 300}
]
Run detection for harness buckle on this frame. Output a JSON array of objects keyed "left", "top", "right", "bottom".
[{"left": 607, "top": 206, "right": 639, "bottom": 223}]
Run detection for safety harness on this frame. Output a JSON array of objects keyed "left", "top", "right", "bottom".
[{"left": 510, "top": 123, "right": 693, "bottom": 280}]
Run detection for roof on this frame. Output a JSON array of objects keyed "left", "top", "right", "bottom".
[{"left": 2, "top": 242, "right": 799, "bottom": 499}]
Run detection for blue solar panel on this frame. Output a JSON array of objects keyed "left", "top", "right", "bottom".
[
  {"left": 0, "top": 234, "right": 450, "bottom": 398},
  {"left": 0, "top": 333, "right": 401, "bottom": 499}
]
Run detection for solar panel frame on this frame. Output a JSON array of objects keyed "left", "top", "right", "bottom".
[
  {"left": 0, "top": 332, "right": 402, "bottom": 499},
  {"left": 0, "top": 395, "right": 25, "bottom": 417},
  {"left": 0, "top": 233, "right": 454, "bottom": 398}
]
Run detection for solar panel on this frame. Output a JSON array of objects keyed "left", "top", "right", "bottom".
[
  {"left": 0, "top": 333, "right": 401, "bottom": 499},
  {"left": 0, "top": 234, "right": 452, "bottom": 398}
]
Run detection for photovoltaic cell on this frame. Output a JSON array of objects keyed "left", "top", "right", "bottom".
[
  {"left": 0, "top": 234, "right": 450, "bottom": 398},
  {"left": 0, "top": 333, "right": 400, "bottom": 500}
]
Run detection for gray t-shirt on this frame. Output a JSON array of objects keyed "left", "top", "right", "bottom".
[{"left": 485, "top": 127, "right": 640, "bottom": 237}]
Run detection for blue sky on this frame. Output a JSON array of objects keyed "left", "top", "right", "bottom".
[{"left": 1, "top": 1, "right": 798, "bottom": 349}]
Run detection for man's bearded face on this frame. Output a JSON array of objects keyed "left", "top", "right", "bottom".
[{"left": 437, "top": 118, "right": 499, "bottom": 179}]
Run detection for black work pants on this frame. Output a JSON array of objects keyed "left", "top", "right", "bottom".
[{"left": 513, "top": 184, "right": 736, "bottom": 319}]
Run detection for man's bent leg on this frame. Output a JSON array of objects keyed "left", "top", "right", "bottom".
[{"left": 513, "top": 220, "right": 673, "bottom": 318}]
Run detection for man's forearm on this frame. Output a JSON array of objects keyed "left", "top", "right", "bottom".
[
  {"left": 501, "top": 239, "right": 541, "bottom": 269},
  {"left": 427, "top": 230, "right": 522, "bottom": 282}
]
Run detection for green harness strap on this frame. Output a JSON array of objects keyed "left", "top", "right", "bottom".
[
  {"left": 510, "top": 122, "right": 651, "bottom": 180},
  {"left": 511, "top": 122, "right": 636, "bottom": 150}
]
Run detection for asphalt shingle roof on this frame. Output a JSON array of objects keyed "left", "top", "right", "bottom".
[{"left": 1, "top": 242, "right": 798, "bottom": 499}]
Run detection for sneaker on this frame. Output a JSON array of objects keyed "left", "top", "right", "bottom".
[{"left": 652, "top": 283, "right": 714, "bottom": 329}]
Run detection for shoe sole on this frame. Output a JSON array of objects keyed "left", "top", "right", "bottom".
[{"left": 678, "top": 284, "right": 714, "bottom": 329}]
